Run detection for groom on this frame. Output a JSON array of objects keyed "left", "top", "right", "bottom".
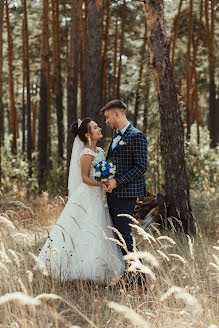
[{"left": 100, "top": 100, "right": 147, "bottom": 284}]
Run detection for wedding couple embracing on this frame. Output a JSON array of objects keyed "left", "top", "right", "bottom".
[{"left": 35, "top": 100, "right": 147, "bottom": 286}]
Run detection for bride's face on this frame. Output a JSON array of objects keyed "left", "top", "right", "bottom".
[{"left": 89, "top": 121, "right": 103, "bottom": 141}]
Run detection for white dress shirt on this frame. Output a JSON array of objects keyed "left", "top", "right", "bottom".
[{"left": 111, "top": 122, "right": 130, "bottom": 150}]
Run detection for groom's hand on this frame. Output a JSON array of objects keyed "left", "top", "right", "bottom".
[
  {"left": 107, "top": 178, "right": 117, "bottom": 190},
  {"left": 103, "top": 183, "right": 112, "bottom": 193}
]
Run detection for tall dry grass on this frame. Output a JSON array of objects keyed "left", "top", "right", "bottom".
[{"left": 0, "top": 191, "right": 218, "bottom": 328}]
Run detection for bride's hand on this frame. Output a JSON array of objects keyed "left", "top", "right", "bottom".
[
  {"left": 102, "top": 183, "right": 112, "bottom": 193},
  {"left": 102, "top": 183, "right": 108, "bottom": 191}
]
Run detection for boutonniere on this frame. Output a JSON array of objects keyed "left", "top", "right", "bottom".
[{"left": 117, "top": 140, "right": 127, "bottom": 148}]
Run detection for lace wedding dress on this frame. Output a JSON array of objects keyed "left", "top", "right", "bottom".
[{"left": 35, "top": 147, "right": 125, "bottom": 282}]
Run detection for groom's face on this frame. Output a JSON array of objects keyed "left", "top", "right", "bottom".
[{"left": 104, "top": 109, "right": 118, "bottom": 129}]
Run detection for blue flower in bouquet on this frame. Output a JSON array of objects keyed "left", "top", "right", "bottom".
[{"left": 94, "top": 161, "right": 116, "bottom": 182}]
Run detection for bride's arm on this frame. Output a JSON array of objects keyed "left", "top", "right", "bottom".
[{"left": 80, "top": 154, "right": 103, "bottom": 187}]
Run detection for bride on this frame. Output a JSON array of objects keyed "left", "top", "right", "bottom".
[{"left": 35, "top": 117, "right": 125, "bottom": 282}]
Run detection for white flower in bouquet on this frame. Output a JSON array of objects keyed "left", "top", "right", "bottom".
[{"left": 94, "top": 161, "right": 116, "bottom": 182}]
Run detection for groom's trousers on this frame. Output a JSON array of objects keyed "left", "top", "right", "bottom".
[
  {"left": 107, "top": 191, "right": 146, "bottom": 285},
  {"left": 106, "top": 191, "right": 137, "bottom": 255}
]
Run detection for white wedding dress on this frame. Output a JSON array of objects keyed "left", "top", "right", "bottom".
[{"left": 35, "top": 146, "right": 125, "bottom": 282}]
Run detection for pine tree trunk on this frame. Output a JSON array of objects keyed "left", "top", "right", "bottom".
[
  {"left": 5, "top": 0, "right": 17, "bottom": 154},
  {"left": 185, "top": 0, "right": 193, "bottom": 141},
  {"left": 22, "top": 15, "right": 26, "bottom": 153},
  {"left": 85, "top": 0, "right": 103, "bottom": 120},
  {"left": 143, "top": 0, "right": 195, "bottom": 235},
  {"left": 32, "top": 101, "right": 37, "bottom": 151},
  {"left": 112, "top": 8, "right": 118, "bottom": 99},
  {"left": 116, "top": 0, "right": 126, "bottom": 99},
  {"left": 216, "top": 88, "right": 219, "bottom": 141},
  {"left": 194, "top": 71, "right": 200, "bottom": 144},
  {"left": 171, "top": 0, "right": 183, "bottom": 76},
  {"left": 52, "top": 0, "right": 64, "bottom": 158},
  {"left": 79, "top": 0, "right": 84, "bottom": 117},
  {"left": 22, "top": 0, "right": 32, "bottom": 168},
  {"left": 143, "top": 52, "right": 151, "bottom": 136},
  {"left": 81, "top": 0, "right": 88, "bottom": 118},
  {"left": 67, "top": 0, "right": 80, "bottom": 185},
  {"left": 45, "top": 1, "right": 51, "bottom": 156},
  {"left": 38, "top": 0, "right": 49, "bottom": 190},
  {"left": 191, "top": 0, "right": 203, "bottom": 144},
  {"left": 143, "top": 81, "right": 150, "bottom": 135},
  {"left": 205, "top": 0, "right": 217, "bottom": 148},
  {"left": 133, "top": 18, "right": 147, "bottom": 128},
  {"left": 103, "top": 0, "right": 110, "bottom": 104},
  {"left": 0, "top": 0, "right": 4, "bottom": 185}
]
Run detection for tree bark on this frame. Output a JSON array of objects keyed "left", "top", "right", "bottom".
[
  {"left": 133, "top": 17, "right": 147, "bottom": 128},
  {"left": 38, "top": 0, "right": 49, "bottom": 190},
  {"left": 22, "top": 0, "right": 32, "bottom": 169},
  {"left": 21, "top": 15, "right": 26, "bottom": 153},
  {"left": 143, "top": 51, "right": 151, "bottom": 136},
  {"left": 85, "top": 0, "right": 103, "bottom": 121},
  {"left": 216, "top": 88, "right": 219, "bottom": 140},
  {"left": 46, "top": 1, "right": 51, "bottom": 156},
  {"left": 5, "top": 0, "right": 17, "bottom": 154},
  {"left": 0, "top": 0, "right": 4, "bottom": 185},
  {"left": 67, "top": 0, "right": 80, "bottom": 184},
  {"left": 185, "top": 0, "right": 193, "bottom": 141},
  {"left": 81, "top": 0, "right": 88, "bottom": 118},
  {"left": 52, "top": 0, "right": 64, "bottom": 158},
  {"left": 103, "top": 0, "right": 110, "bottom": 104},
  {"left": 116, "top": 0, "right": 126, "bottom": 99},
  {"left": 170, "top": 0, "right": 183, "bottom": 76},
  {"left": 32, "top": 101, "right": 37, "bottom": 151},
  {"left": 112, "top": 8, "right": 118, "bottom": 99},
  {"left": 205, "top": 0, "right": 217, "bottom": 148},
  {"left": 143, "top": 80, "right": 150, "bottom": 136},
  {"left": 143, "top": 0, "right": 195, "bottom": 235},
  {"left": 79, "top": 0, "right": 86, "bottom": 118},
  {"left": 191, "top": 0, "right": 203, "bottom": 144}
]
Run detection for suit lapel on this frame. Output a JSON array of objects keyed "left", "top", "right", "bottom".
[
  {"left": 110, "top": 124, "right": 132, "bottom": 156},
  {"left": 121, "top": 124, "right": 132, "bottom": 142},
  {"left": 107, "top": 125, "right": 133, "bottom": 159}
]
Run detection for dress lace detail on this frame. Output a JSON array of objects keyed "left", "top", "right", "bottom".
[
  {"left": 80, "top": 147, "right": 97, "bottom": 158},
  {"left": 34, "top": 146, "right": 124, "bottom": 282},
  {"left": 80, "top": 147, "right": 105, "bottom": 180}
]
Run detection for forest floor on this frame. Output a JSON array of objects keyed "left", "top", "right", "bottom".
[{"left": 0, "top": 191, "right": 218, "bottom": 328}]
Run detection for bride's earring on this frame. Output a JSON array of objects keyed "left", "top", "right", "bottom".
[{"left": 88, "top": 136, "right": 91, "bottom": 147}]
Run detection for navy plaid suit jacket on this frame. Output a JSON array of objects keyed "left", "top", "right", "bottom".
[{"left": 106, "top": 124, "right": 147, "bottom": 198}]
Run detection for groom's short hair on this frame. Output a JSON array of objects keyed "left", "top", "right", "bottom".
[{"left": 100, "top": 99, "right": 127, "bottom": 113}]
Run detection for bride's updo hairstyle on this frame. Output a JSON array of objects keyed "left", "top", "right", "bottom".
[{"left": 70, "top": 117, "right": 92, "bottom": 144}]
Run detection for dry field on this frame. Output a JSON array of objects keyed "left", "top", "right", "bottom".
[{"left": 0, "top": 191, "right": 218, "bottom": 328}]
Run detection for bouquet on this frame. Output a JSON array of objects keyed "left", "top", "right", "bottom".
[{"left": 94, "top": 161, "right": 116, "bottom": 182}]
